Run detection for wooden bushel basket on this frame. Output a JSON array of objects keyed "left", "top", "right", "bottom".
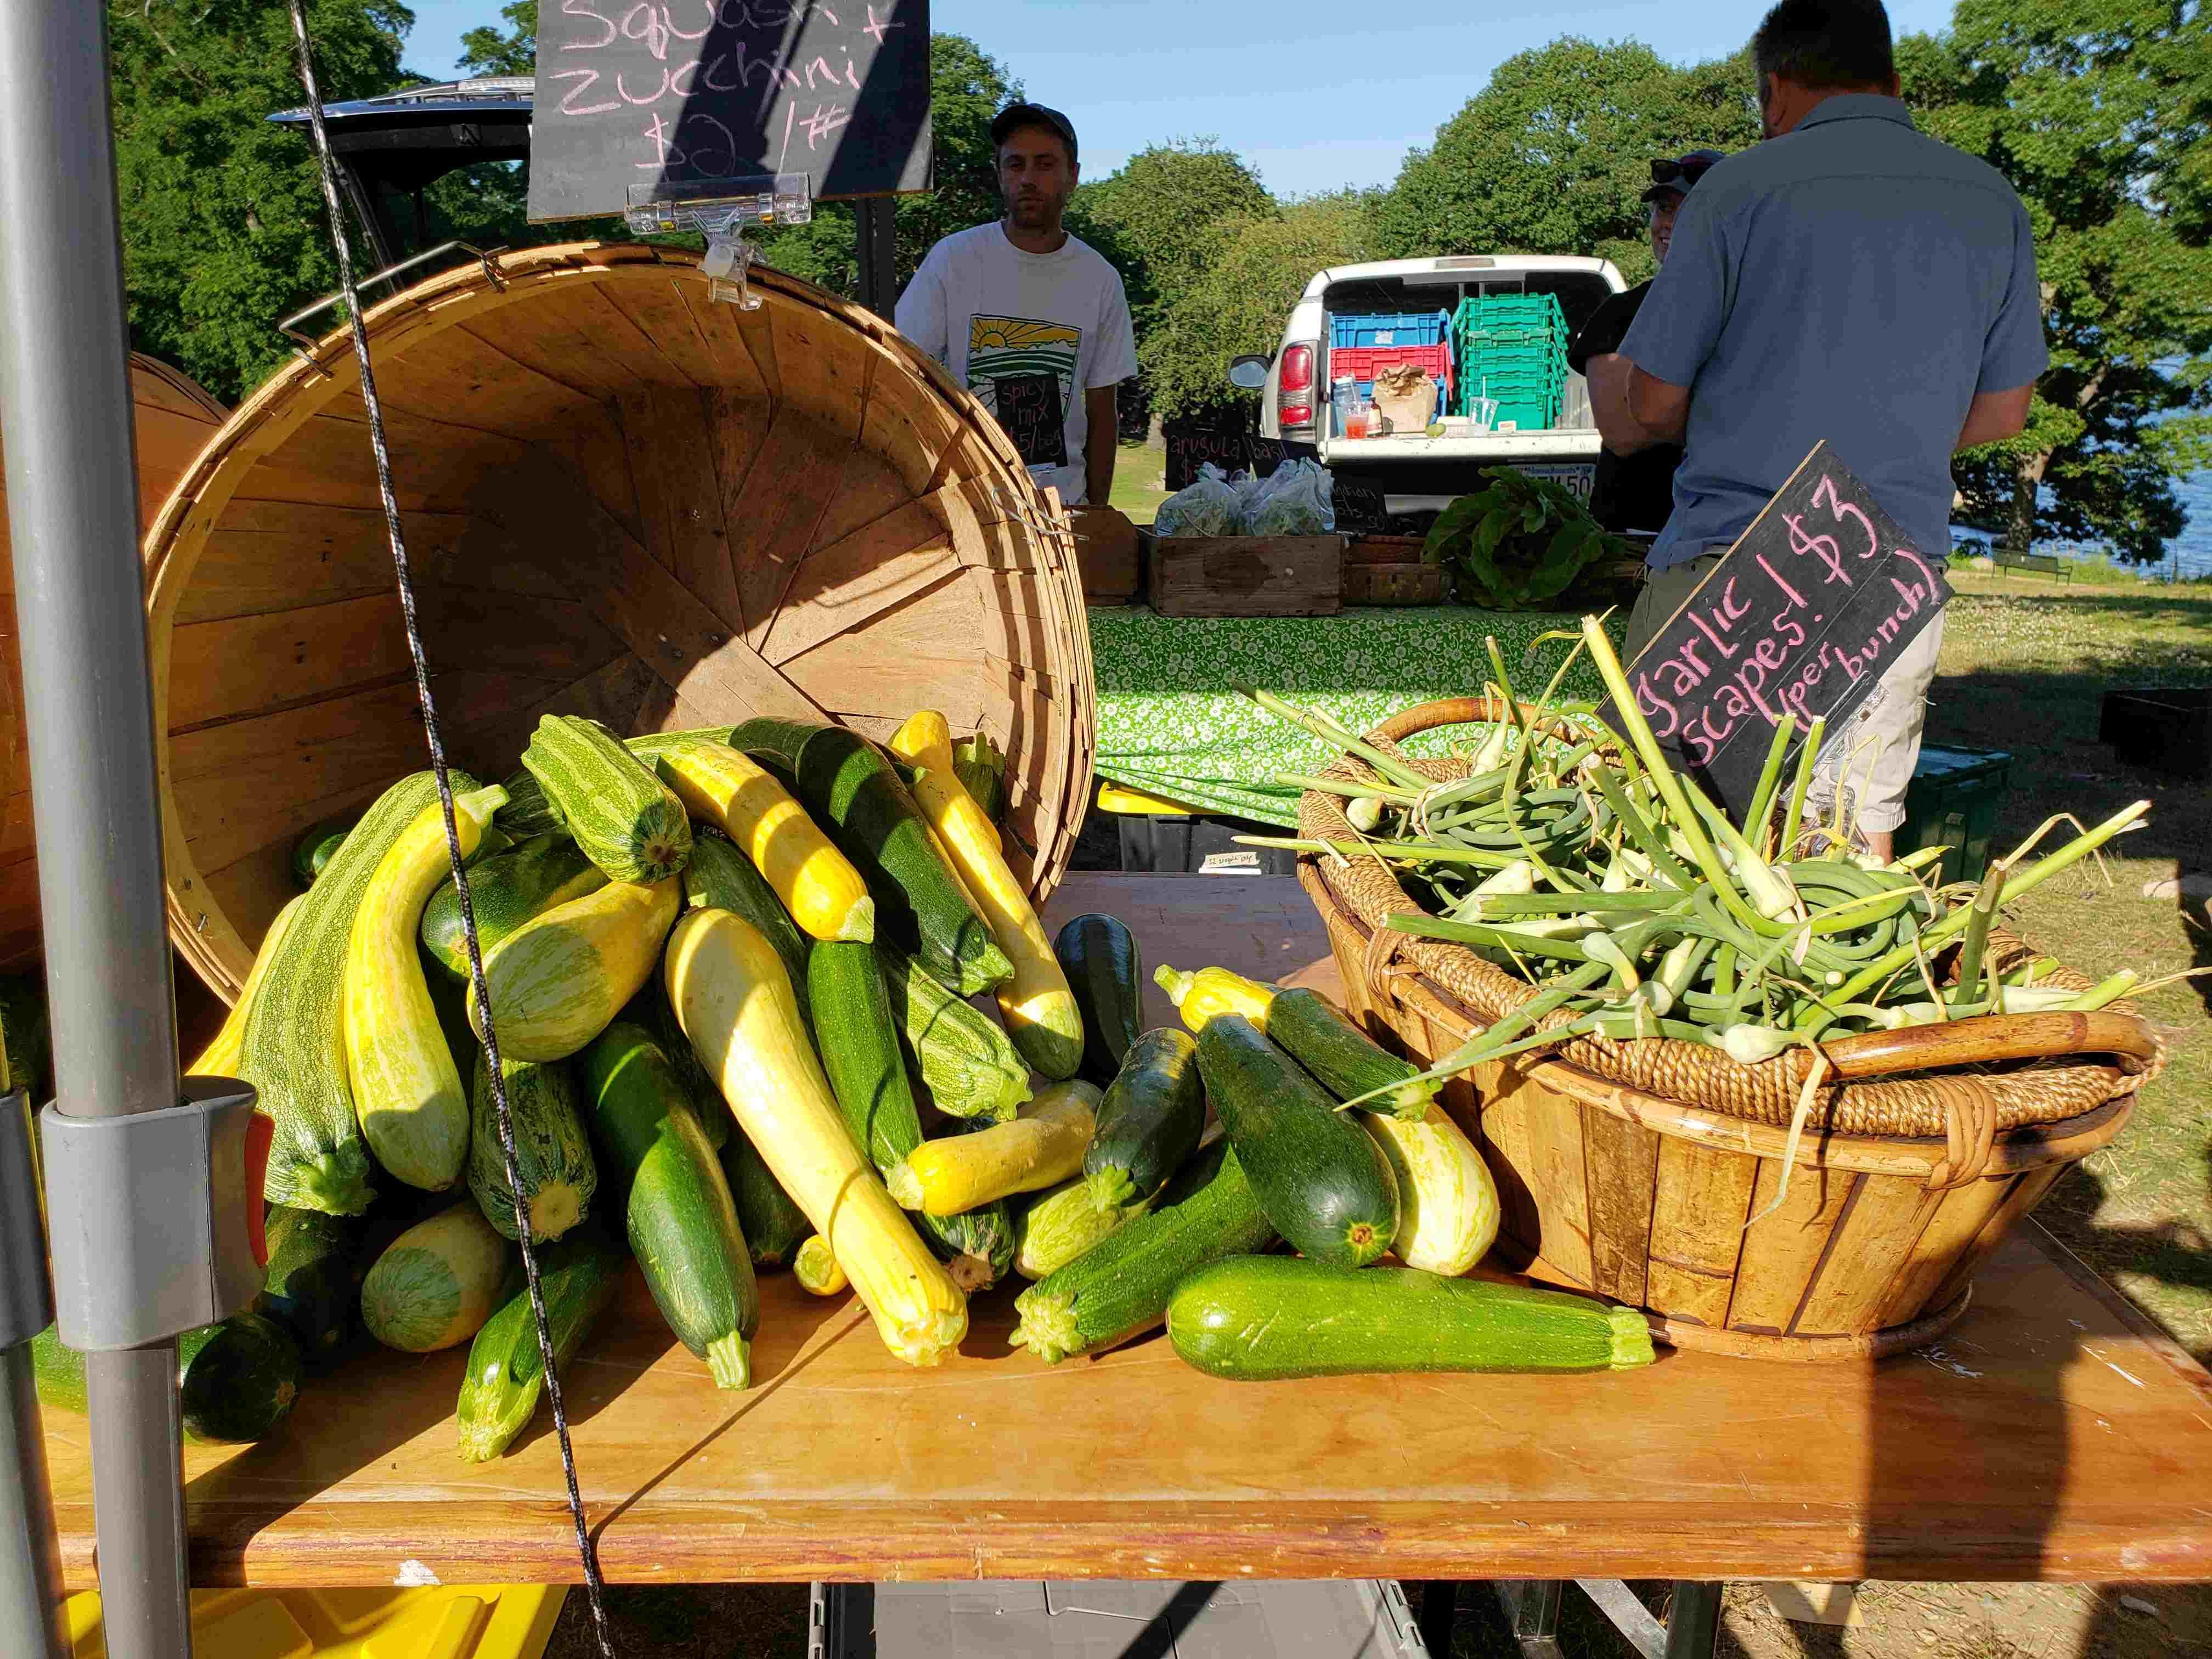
[
  {"left": 1299, "top": 699, "right": 2161, "bottom": 1362},
  {"left": 140, "top": 245, "right": 1094, "bottom": 998}
]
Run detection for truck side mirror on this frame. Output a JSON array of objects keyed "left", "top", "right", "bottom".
[{"left": 1226, "top": 354, "right": 1271, "bottom": 391}]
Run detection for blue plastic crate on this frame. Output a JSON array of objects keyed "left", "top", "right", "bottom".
[{"left": 1331, "top": 310, "right": 1452, "bottom": 350}]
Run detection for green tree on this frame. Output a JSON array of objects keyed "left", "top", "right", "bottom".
[
  {"left": 1375, "top": 40, "right": 1760, "bottom": 282},
  {"left": 458, "top": 1, "right": 535, "bottom": 76},
  {"left": 1141, "top": 193, "right": 1378, "bottom": 424},
  {"left": 1073, "top": 141, "right": 1276, "bottom": 335},
  {"left": 1904, "top": 4, "right": 2212, "bottom": 560},
  {"left": 110, "top": 0, "right": 414, "bottom": 402}
]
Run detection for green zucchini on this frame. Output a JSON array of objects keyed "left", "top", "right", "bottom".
[
  {"left": 422, "top": 835, "right": 608, "bottom": 983},
  {"left": 878, "top": 946, "right": 1029, "bottom": 1124},
  {"left": 685, "top": 829, "right": 811, "bottom": 1028},
  {"left": 521, "top": 715, "right": 693, "bottom": 885},
  {"left": 1197, "top": 1014, "right": 1398, "bottom": 1269},
  {"left": 1010, "top": 1138, "right": 1276, "bottom": 1364},
  {"left": 290, "top": 812, "right": 360, "bottom": 890},
  {"left": 718, "top": 1124, "right": 810, "bottom": 1268},
  {"left": 499, "top": 727, "right": 738, "bottom": 838},
  {"left": 1012, "top": 1177, "right": 1143, "bottom": 1280},
  {"left": 808, "top": 940, "right": 1013, "bottom": 1289},
  {"left": 1085, "top": 1028, "right": 1204, "bottom": 1211},
  {"left": 361, "top": 1200, "right": 514, "bottom": 1352},
  {"left": 468, "top": 1051, "right": 597, "bottom": 1242},
  {"left": 730, "top": 719, "right": 1012, "bottom": 996},
  {"left": 580, "top": 1021, "right": 758, "bottom": 1387},
  {"left": 457, "top": 1226, "right": 625, "bottom": 1461},
  {"left": 1266, "top": 989, "right": 1439, "bottom": 1122},
  {"left": 621, "top": 978, "right": 728, "bottom": 1152},
  {"left": 1053, "top": 913, "right": 1143, "bottom": 1085},
  {"left": 245, "top": 770, "right": 477, "bottom": 1217},
  {"left": 952, "top": 732, "right": 1007, "bottom": 827},
  {"left": 255, "top": 1205, "right": 365, "bottom": 1365},
  {"left": 34, "top": 1313, "right": 303, "bottom": 1444},
  {"left": 1167, "top": 1258, "right": 1656, "bottom": 1380}
]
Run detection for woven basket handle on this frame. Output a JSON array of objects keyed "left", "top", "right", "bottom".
[
  {"left": 1371, "top": 697, "right": 1568, "bottom": 745},
  {"left": 1804, "top": 1009, "right": 2160, "bottom": 1082}
]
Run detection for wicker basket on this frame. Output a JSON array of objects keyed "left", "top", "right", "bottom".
[
  {"left": 141, "top": 244, "right": 1094, "bottom": 1000},
  {"left": 0, "top": 354, "right": 228, "bottom": 970},
  {"left": 1299, "top": 697, "right": 2161, "bottom": 1362}
]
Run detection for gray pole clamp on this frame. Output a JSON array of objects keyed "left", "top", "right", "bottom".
[
  {"left": 0, "top": 1091, "right": 49, "bottom": 1350},
  {"left": 40, "top": 1079, "right": 264, "bottom": 1351}
]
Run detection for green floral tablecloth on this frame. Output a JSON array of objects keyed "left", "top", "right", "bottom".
[{"left": 1088, "top": 606, "right": 1622, "bottom": 827}]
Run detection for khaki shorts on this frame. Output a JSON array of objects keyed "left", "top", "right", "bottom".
[{"left": 1624, "top": 551, "right": 1942, "bottom": 837}]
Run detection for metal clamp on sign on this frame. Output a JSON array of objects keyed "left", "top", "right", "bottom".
[
  {"left": 628, "top": 173, "right": 811, "bottom": 311},
  {"left": 40, "top": 1079, "right": 263, "bottom": 1350}
]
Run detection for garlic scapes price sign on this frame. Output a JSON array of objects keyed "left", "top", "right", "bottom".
[
  {"left": 1596, "top": 442, "right": 1953, "bottom": 817},
  {"left": 528, "top": 0, "right": 933, "bottom": 222}
]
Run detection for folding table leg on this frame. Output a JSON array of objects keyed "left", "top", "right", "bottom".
[
  {"left": 1662, "top": 1581, "right": 1722, "bottom": 1659},
  {"left": 1492, "top": 1579, "right": 1565, "bottom": 1659},
  {"left": 1412, "top": 1582, "right": 1457, "bottom": 1655}
]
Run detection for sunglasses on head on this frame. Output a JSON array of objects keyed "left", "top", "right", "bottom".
[{"left": 1650, "top": 154, "right": 1721, "bottom": 189}]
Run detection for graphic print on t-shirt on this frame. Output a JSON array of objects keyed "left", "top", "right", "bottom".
[{"left": 968, "top": 314, "right": 1081, "bottom": 470}]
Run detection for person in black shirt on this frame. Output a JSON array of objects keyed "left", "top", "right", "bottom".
[{"left": 1566, "top": 150, "right": 1726, "bottom": 534}]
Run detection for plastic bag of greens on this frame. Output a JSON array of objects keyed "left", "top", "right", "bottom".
[
  {"left": 1243, "top": 457, "right": 1336, "bottom": 535},
  {"left": 1154, "top": 462, "right": 1242, "bottom": 538}
]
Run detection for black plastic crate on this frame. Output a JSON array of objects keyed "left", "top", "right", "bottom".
[
  {"left": 1115, "top": 810, "right": 1298, "bottom": 878},
  {"left": 2100, "top": 687, "right": 2212, "bottom": 779}
]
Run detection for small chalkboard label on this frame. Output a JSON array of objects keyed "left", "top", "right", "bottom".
[
  {"left": 1598, "top": 442, "right": 1952, "bottom": 816},
  {"left": 528, "top": 0, "right": 934, "bottom": 223},
  {"left": 992, "top": 372, "right": 1066, "bottom": 470}
]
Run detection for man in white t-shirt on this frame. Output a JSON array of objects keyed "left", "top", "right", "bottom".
[{"left": 896, "top": 103, "right": 1138, "bottom": 507}]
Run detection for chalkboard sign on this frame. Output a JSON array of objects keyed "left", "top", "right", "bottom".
[
  {"left": 1596, "top": 442, "right": 1952, "bottom": 816},
  {"left": 1161, "top": 425, "right": 1385, "bottom": 533},
  {"left": 992, "top": 372, "right": 1066, "bottom": 470},
  {"left": 529, "top": 0, "right": 934, "bottom": 223}
]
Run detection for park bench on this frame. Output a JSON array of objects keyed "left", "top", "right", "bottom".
[{"left": 1993, "top": 548, "right": 2071, "bottom": 582}]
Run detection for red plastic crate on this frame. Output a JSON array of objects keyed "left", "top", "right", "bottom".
[{"left": 1329, "top": 342, "right": 1454, "bottom": 407}]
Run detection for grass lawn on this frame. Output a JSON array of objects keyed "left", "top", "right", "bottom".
[
  {"left": 1107, "top": 433, "right": 1172, "bottom": 522},
  {"left": 1925, "top": 569, "right": 2212, "bottom": 1363}
]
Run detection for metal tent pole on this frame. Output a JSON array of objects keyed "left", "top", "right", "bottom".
[
  {"left": 0, "top": 1091, "right": 66, "bottom": 1659},
  {"left": 0, "top": 8, "right": 195, "bottom": 1659}
]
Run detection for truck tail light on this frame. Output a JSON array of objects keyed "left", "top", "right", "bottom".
[{"left": 1279, "top": 342, "right": 1316, "bottom": 433}]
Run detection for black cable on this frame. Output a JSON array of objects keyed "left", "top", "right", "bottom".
[{"left": 282, "top": 8, "right": 617, "bottom": 1653}]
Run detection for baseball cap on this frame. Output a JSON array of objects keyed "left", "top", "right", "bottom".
[
  {"left": 1641, "top": 149, "right": 1726, "bottom": 203},
  {"left": 991, "top": 102, "right": 1079, "bottom": 164}
]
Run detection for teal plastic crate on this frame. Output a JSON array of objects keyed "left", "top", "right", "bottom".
[
  {"left": 1896, "top": 744, "right": 2013, "bottom": 887},
  {"left": 1452, "top": 294, "right": 1567, "bottom": 423}
]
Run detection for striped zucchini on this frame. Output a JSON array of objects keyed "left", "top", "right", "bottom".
[
  {"left": 522, "top": 715, "right": 693, "bottom": 884},
  {"left": 467, "top": 876, "right": 682, "bottom": 1062},
  {"left": 808, "top": 940, "right": 1012, "bottom": 1290},
  {"left": 421, "top": 836, "right": 607, "bottom": 983},
  {"left": 879, "top": 947, "right": 1029, "bottom": 1124},
  {"left": 458, "top": 1227, "right": 623, "bottom": 1461},
  {"left": 290, "top": 812, "right": 359, "bottom": 890},
  {"left": 242, "top": 770, "right": 479, "bottom": 1217},
  {"left": 684, "top": 831, "right": 813, "bottom": 1030},
  {"left": 951, "top": 732, "right": 1007, "bottom": 834},
  {"left": 1363, "top": 1107, "right": 1499, "bottom": 1277},
  {"left": 190, "top": 894, "right": 305, "bottom": 1076},
  {"left": 1167, "top": 1259, "right": 1655, "bottom": 1379},
  {"left": 656, "top": 738, "right": 874, "bottom": 943},
  {"left": 361, "top": 1201, "right": 514, "bottom": 1353},
  {"left": 1013, "top": 1177, "right": 1144, "bottom": 1280},
  {"left": 345, "top": 786, "right": 507, "bottom": 1193},
  {"left": 467, "top": 1051, "right": 596, "bottom": 1242}
]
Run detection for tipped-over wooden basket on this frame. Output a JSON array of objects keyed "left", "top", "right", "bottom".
[
  {"left": 0, "top": 355, "right": 228, "bottom": 970},
  {"left": 143, "top": 244, "right": 1094, "bottom": 1001},
  {"left": 1299, "top": 698, "right": 2161, "bottom": 1362}
]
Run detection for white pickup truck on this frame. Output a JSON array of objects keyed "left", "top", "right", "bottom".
[{"left": 1231, "top": 254, "right": 1628, "bottom": 521}]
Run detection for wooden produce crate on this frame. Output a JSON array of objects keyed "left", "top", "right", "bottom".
[
  {"left": 1343, "top": 563, "right": 1444, "bottom": 606},
  {"left": 1142, "top": 531, "right": 1343, "bottom": 618},
  {"left": 1066, "top": 504, "right": 1141, "bottom": 604},
  {"left": 139, "top": 244, "right": 1098, "bottom": 1000}
]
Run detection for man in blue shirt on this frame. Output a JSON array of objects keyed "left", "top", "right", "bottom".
[{"left": 1616, "top": 0, "right": 2046, "bottom": 857}]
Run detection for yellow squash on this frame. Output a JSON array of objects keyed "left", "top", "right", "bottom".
[
  {"left": 468, "top": 876, "right": 682, "bottom": 1062},
  {"left": 665, "top": 907, "right": 967, "bottom": 1367},
  {"left": 345, "top": 787, "right": 506, "bottom": 1192},
  {"left": 191, "top": 893, "right": 306, "bottom": 1076},
  {"left": 887, "top": 1080, "right": 1099, "bottom": 1218},
  {"left": 889, "top": 710, "right": 1083, "bottom": 1079},
  {"left": 654, "top": 740, "right": 873, "bottom": 942},
  {"left": 793, "top": 1235, "right": 849, "bottom": 1296},
  {"left": 1362, "top": 1107, "right": 1500, "bottom": 1277},
  {"left": 1154, "top": 964, "right": 1276, "bottom": 1034}
]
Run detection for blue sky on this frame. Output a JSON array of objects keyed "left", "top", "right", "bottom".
[{"left": 400, "top": 0, "right": 1962, "bottom": 198}]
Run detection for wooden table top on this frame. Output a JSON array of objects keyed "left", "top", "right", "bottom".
[{"left": 43, "top": 875, "right": 2212, "bottom": 1589}]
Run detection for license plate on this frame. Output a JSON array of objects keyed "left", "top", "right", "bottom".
[{"left": 1510, "top": 463, "right": 1596, "bottom": 502}]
